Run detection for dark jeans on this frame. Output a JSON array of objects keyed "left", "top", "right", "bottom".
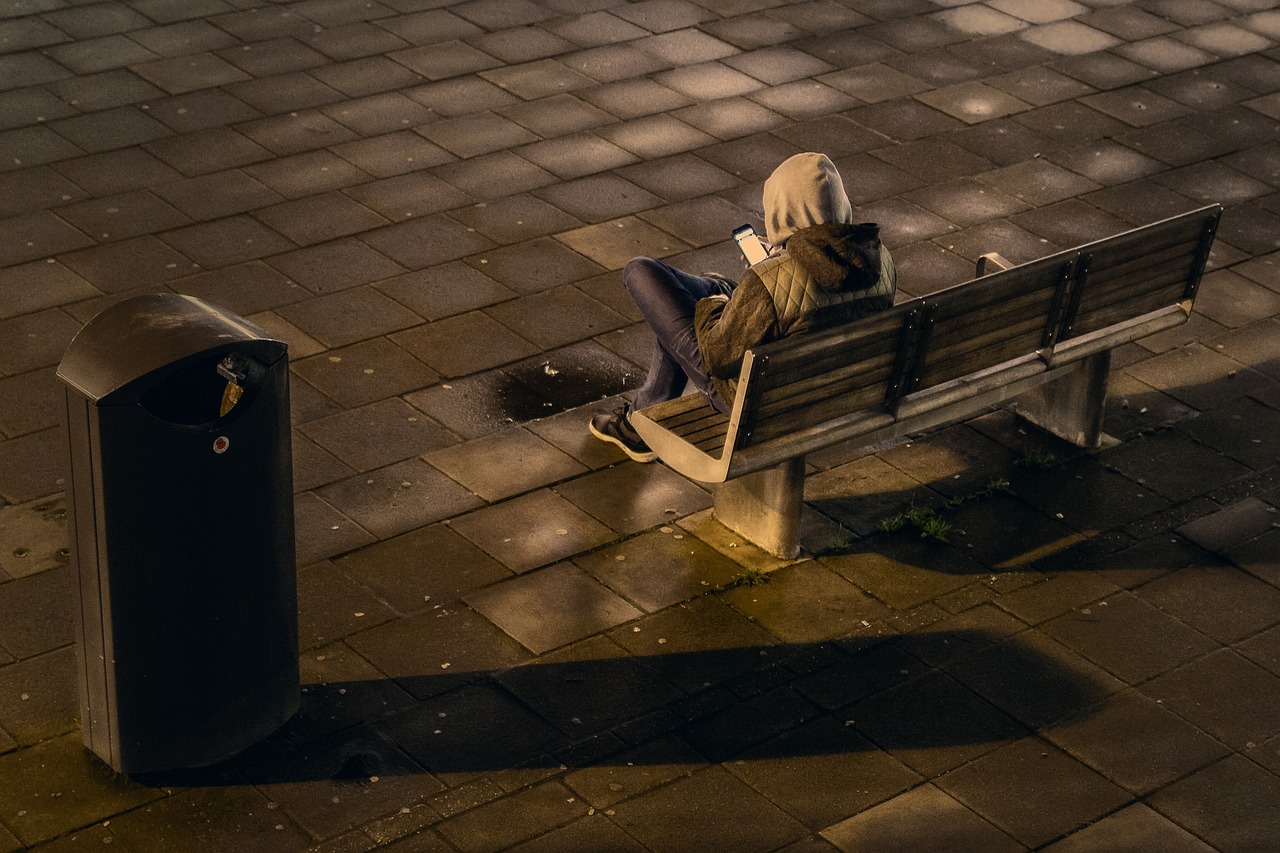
[{"left": 623, "top": 257, "right": 734, "bottom": 413}]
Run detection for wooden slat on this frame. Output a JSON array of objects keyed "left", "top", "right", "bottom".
[
  {"left": 1060, "top": 205, "right": 1219, "bottom": 343},
  {"left": 732, "top": 305, "right": 918, "bottom": 451},
  {"left": 909, "top": 257, "right": 1066, "bottom": 393}
]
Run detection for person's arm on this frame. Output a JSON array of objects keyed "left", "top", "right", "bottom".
[{"left": 693, "top": 273, "right": 780, "bottom": 380}]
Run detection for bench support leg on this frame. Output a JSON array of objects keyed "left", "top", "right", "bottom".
[
  {"left": 713, "top": 457, "right": 806, "bottom": 560},
  {"left": 1015, "top": 351, "right": 1111, "bottom": 448}
]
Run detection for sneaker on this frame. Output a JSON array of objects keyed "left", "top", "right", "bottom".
[{"left": 589, "top": 406, "right": 657, "bottom": 463}]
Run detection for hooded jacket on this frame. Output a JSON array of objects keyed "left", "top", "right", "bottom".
[{"left": 693, "top": 152, "right": 896, "bottom": 409}]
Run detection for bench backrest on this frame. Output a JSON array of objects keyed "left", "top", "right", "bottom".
[
  {"left": 906, "top": 252, "right": 1073, "bottom": 394},
  {"left": 733, "top": 302, "right": 919, "bottom": 449},
  {"left": 1059, "top": 205, "right": 1219, "bottom": 341},
  {"left": 727, "top": 204, "right": 1220, "bottom": 454}
]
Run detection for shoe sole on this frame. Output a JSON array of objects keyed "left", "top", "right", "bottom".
[{"left": 588, "top": 419, "right": 657, "bottom": 463}]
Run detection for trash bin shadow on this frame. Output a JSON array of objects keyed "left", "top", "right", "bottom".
[{"left": 138, "top": 627, "right": 1113, "bottom": 787}]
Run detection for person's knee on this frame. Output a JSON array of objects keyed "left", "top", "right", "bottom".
[{"left": 622, "top": 257, "right": 664, "bottom": 296}]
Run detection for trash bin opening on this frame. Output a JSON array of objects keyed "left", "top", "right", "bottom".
[{"left": 140, "top": 352, "right": 268, "bottom": 427}]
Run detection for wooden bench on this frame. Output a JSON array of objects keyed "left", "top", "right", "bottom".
[{"left": 630, "top": 204, "right": 1222, "bottom": 558}]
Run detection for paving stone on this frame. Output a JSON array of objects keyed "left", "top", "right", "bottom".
[
  {"left": 235, "top": 110, "right": 359, "bottom": 160},
  {"left": 1148, "top": 755, "right": 1280, "bottom": 853},
  {"left": 467, "top": 238, "right": 608, "bottom": 296},
  {"left": 1194, "top": 269, "right": 1280, "bottom": 332},
  {"left": 448, "top": 488, "right": 616, "bottom": 574},
  {"left": 789, "top": 638, "right": 924, "bottom": 714},
  {"left": 555, "top": 215, "right": 688, "bottom": 270},
  {"left": 503, "top": 812, "right": 646, "bottom": 853},
  {"left": 160, "top": 213, "right": 297, "bottom": 267},
  {"left": 1176, "top": 495, "right": 1277, "bottom": 553},
  {"left": 0, "top": 428, "right": 66, "bottom": 504},
  {"left": 992, "top": 571, "right": 1120, "bottom": 625},
  {"left": 822, "top": 535, "right": 980, "bottom": 611},
  {"left": 1008, "top": 199, "right": 1133, "bottom": 249},
  {"left": 1143, "top": 647, "right": 1280, "bottom": 749},
  {"left": 152, "top": 169, "right": 283, "bottom": 222},
  {"left": 1046, "top": 687, "right": 1230, "bottom": 796},
  {"left": 108, "top": 783, "right": 313, "bottom": 852},
  {"left": 1225, "top": 524, "right": 1280, "bottom": 587},
  {"left": 847, "top": 667, "right": 1027, "bottom": 777},
  {"left": 374, "top": 682, "right": 559, "bottom": 785},
  {"left": 240, "top": 149, "right": 369, "bottom": 200},
  {"left": 297, "top": 559, "right": 397, "bottom": 649},
  {"left": 679, "top": 681, "right": 822, "bottom": 763},
  {"left": 611, "top": 765, "right": 807, "bottom": 853},
  {"left": 425, "top": 426, "right": 585, "bottom": 503},
  {"left": 0, "top": 646, "right": 77, "bottom": 746},
  {"left": 944, "top": 627, "right": 1125, "bottom": 730},
  {"left": 292, "top": 432, "right": 355, "bottom": 493},
  {"left": 822, "top": 782, "right": 1022, "bottom": 853},
  {"left": 293, "top": 491, "right": 376, "bottom": 566},
  {"left": 1102, "top": 428, "right": 1254, "bottom": 504},
  {"left": 747, "top": 79, "right": 859, "bottom": 122},
  {"left": 901, "top": 176, "right": 1028, "bottom": 228},
  {"left": 224, "top": 71, "right": 346, "bottom": 116},
  {"left": 564, "top": 736, "right": 700, "bottom": 811},
  {"left": 468, "top": 560, "right": 645, "bottom": 653},
  {"left": 240, "top": 726, "right": 437, "bottom": 843},
  {"left": 554, "top": 458, "right": 710, "bottom": 536},
  {"left": 575, "top": 79, "right": 684, "bottom": 125},
  {"left": 0, "top": 367, "right": 61, "bottom": 439},
  {"left": 345, "top": 173, "right": 471, "bottom": 223},
  {"left": 316, "top": 457, "right": 482, "bottom": 540},
  {"left": 0, "top": 734, "right": 160, "bottom": 848},
  {"left": 287, "top": 642, "right": 417, "bottom": 746},
  {"left": 607, "top": 595, "right": 780, "bottom": 696},
  {"left": 1238, "top": 616, "right": 1280, "bottom": 675},
  {"left": 436, "top": 781, "right": 586, "bottom": 853},
  {"left": 447, "top": 194, "right": 581, "bottom": 245},
  {"left": 334, "top": 522, "right": 509, "bottom": 614},
  {"left": 1042, "top": 802, "right": 1216, "bottom": 852},
  {"left": 374, "top": 263, "right": 513, "bottom": 323},
  {"left": 1041, "top": 590, "right": 1218, "bottom": 684},
  {"left": 300, "top": 396, "right": 453, "bottom": 474},
  {"left": 391, "top": 311, "right": 537, "bottom": 379},
  {"left": 256, "top": 191, "right": 389, "bottom": 247},
  {"left": 0, "top": 262, "right": 96, "bottom": 325},
  {"left": 575, "top": 527, "right": 742, "bottom": 613},
  {"left": 936, "top": 736, "right": 1132, "bottom": 849},
  {"left": 606, "top": 158, "right": 732, "bottom": 211},
  {"left": 0, "top": 567, "right": 72, "bottom": 660},
  {"left": 1012, "top": 454, "right": 1170, "bottom": 534},
  {"left": 721, "top": 561, "right": 894, "bottom": 645}
]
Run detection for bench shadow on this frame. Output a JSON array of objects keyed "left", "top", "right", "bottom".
[
  {"left": 139, "top": 628, "right": 1111, "bottom": 786},
  {"left": 807, "top": 350, "right": 1280, "bottom": 571}
]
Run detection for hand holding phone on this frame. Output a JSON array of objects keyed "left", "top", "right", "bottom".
[{"left": 733, "top": 224, "right": 769, "bottom": 266}]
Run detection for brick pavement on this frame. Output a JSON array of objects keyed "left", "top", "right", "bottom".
[{"left": 2, "top": 0, "right": 1280, "bottom": 850}]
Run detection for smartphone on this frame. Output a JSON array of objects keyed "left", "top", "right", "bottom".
[{"left": 733, "top": 224, "right": 769, "bottom": 266}]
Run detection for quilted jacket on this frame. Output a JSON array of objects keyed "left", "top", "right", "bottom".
[{"left": 693, "top": 153, "right": 896, "bottom": 410}]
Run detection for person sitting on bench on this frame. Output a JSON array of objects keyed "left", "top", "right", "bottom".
[{"left": 590, "top": 151, "right": 898, "bottom": 462}]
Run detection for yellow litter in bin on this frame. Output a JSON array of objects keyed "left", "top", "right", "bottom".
[{"left": 220, "top": 380, "right": 243, "bottom": 416}]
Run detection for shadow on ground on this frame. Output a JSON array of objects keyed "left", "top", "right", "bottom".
[{"left": 136, "top": 627, "right": 1110, "bottom": 787}]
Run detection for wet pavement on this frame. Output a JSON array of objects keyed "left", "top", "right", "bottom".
[{"left": 2, "top": 0, "right": 1280, "bottom": 850}]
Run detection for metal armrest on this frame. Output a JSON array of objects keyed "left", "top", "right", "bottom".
[{"left": 975, "top": 252, "right": 1012, "bottom": 277}]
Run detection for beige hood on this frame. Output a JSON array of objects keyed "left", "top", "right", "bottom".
[{"left": 763, "top": 152, "right": 854, "bottom": 247}]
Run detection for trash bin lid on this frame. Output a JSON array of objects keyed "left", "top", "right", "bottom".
[{"left": 57, "top": 294, "right": 287, "bottom": 404}]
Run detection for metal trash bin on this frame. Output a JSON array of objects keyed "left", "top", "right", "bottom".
[{"left": 57, "top": 293, "right": 299, "bottom": 774}]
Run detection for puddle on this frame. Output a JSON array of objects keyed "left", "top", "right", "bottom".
[
  {"left": 414, "top": 342, "right": 642, "bottom": 439},
  {"left": 497, "top": 342, "right": 639, "bottom": 421}
]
